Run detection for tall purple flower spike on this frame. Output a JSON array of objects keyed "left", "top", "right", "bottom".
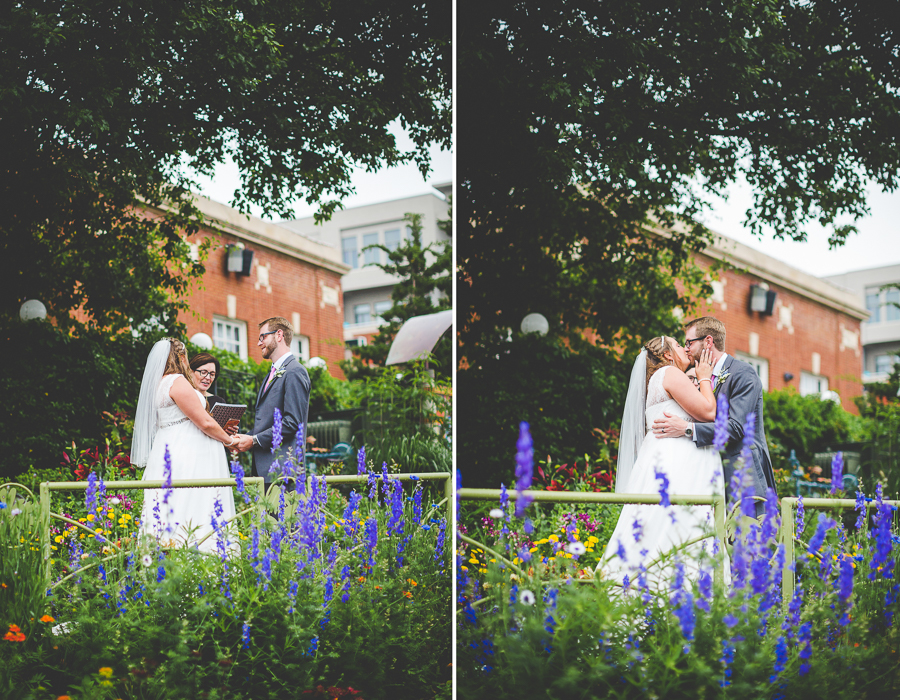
[
  {"left": 830, "top": 452, "right": 844, "bottom": 495},
  {"left": 272, "top": 407, "right": 283, "bottom": 451},
  {"left": 713, "top": 393, "right": 729, "bottom": 451},
  {"left": 514, "top": 422, "right": 533, "bottom": 518}
]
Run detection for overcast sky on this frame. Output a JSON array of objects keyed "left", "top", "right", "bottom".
[
  {"left": 698, "top": 177, "right": 900, "bottom": 279},
  {"left": 191, "top": 123, "right": 452, "bottom": 223}
]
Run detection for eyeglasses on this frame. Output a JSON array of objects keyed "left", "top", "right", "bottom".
[
  {"left": 258, "top": 330, "right": 279, "bottom": 343},
  {"left": 684, "top": 336, "right": 707, "bottom": 349},
  {"left": 194, "top": 369, "right": 217, "bottom": 379}
]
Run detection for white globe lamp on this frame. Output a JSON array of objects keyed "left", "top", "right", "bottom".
[
  {"left": 308, "top": 356, "right": 327, "bottom": 369},
  {"left": 520, "top": 312, "right": 549, "bottom": 336},
  {"left": 19, "top": 299, "right": 47, "bottom": 321},
  {"left": 190, "top": 332, "right": 214, "bottom": 350}
]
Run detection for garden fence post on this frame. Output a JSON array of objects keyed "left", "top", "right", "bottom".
[
  {"left": 780, "top": 497, "right": 795, "bottom": 613},
  {"left": 713, "top": 493, "right": 725, "bottom": 588},
  {"left": 444, "top": 473, "right": 453, "bottom": 529},
  {"left": 40, "top": 481, "right": 51, "bottom": 584}
]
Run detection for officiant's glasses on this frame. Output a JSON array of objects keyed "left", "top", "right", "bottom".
[{"left": 196, "top": 369, "right": 217, "bottom": 379}]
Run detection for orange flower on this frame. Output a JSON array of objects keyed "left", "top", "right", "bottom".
[
  {"left": 4, "top": 624, "right": 26, "bottom": 642},
  {"left": 57, "top": 696, "right": 71, "bottom": 700},
  {"left": 357, "top": 576, "right": 366, "bottom": 583},
  {"left": 402, "top": 590, "right": 413, "bottom": 599},
  {"left": 40, "top": 614, "right": 55, "bottom": 623}
]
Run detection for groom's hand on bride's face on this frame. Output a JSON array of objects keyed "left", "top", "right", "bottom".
[{"left": 652, "top": 412, "right": 687, "bottom": 439}]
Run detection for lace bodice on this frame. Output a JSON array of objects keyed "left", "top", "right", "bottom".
[
  {"left": 645, "top": 366, "right": 689, "bottom": 424},
  {"left": 155, "top": 374, "right": 203, "bottom": 429}
]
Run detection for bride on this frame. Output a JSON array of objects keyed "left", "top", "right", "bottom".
[
  {"left": 131, "top": 338, "right": 237, "bottom": 551},
  {"left": 598, "top": 336, "right": 724, "bottom": 588}
]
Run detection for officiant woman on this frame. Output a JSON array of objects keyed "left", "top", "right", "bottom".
[{"left": 190, "top": 352, "right": 224, "bottom": 411}]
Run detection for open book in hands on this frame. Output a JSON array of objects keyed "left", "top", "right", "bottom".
[{"left": 210, "top": 403, "right": 247, "bottom": 430}]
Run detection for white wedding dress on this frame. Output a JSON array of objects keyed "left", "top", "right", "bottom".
[
  {"left": 140, "top": 374, "right": 236, "bottom": 552},
  {"left": 599, "top": 366, "right": 725, "bottom": 589}
]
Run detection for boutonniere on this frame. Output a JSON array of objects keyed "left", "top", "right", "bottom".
[
  {"left": 273, "top": 367, "right": 287, "bottom": 380},
  {"left": 713, "top": 371, "right": 731, "bottom": 396}
]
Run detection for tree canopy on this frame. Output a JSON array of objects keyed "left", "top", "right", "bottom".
[
  {"left": 1, "top": 0, "right": 450, "bottom": 335},
  {"left": 458, "top": 0, "right": 900, "bottom": 484}
]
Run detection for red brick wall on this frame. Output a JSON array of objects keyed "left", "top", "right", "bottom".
[
  {"left": 182, "top": 226, "right": 347, "bottom": 380},
  {"left": 684, "top": 256, "right": 863, "bottom": 413}
]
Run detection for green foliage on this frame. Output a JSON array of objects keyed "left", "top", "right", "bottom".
[
  {"left": 2, "top": 0, "right": 450, "bottom": 334},
  {"left": 763, "top": 388, "right": 865, "bottom": 471},
  {"left": 353, "top": 360, "right": 451, "bottom": 473},
  {"left": 1, "top": 471, "right": 451, "bottom": 699},
  {"left": 342, "top": 211, "right": 452, "bottom": 380},
  {"left": 854, "top": 394, "right": 900, "bottom": 499},
  {"left": 459, "top": 334, "right": 669, "bottom": 489}
]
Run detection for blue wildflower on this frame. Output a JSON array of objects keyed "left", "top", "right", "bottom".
[
  {"left": 796, "top": 495, "right": 805, "bottom": 537},
  {"left": 357, "top": 445, "right": 366, "bottom": 476},
  {"left": 830, "top": 452, "right": 843, "bottom": 495},
  {"left": 156, "top": 566, "right": 166, "bottom": 583},
  {"left": 413, "top": 487, "right": 423, "bottom": 525},
  {"left": 434, "top": 518, "right": 447, "bottom": 566},
  {"left": 713, "top": 393, "right": 729, "bottom": 451},
  {"left": 272, "top": 407, "right": 283, "bottom": 451},
  {"left": 514, "top": 422, "right": 533, "bottom": 518},
  {"left": 771, "top": 636, "right": 788, "bottom": 682},
  {"left": 655, "top": 469, "right": 671, "bottom": 507},
  {"left": 797, "top": 621, "right": 813, "bottom": 675},
  {"left": 242, "top": 622, "right": 251, "bottom": 650},
  {"left": 85, "top": 471, "right": 99, "bottom": 513},
  {"left": 855, "top": 490, "right": 866, "bottom": 530}
]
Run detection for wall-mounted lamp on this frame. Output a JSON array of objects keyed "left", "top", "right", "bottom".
[
  {"left": 749, "top": 283, "right": 777, "bottom": 315},
  {"left": 19, "top": 299, "right": 47, "bottom": 321},
  {"left": 521, "top": 312, "right": 549, "bottom": 335},
  {"left": 225, "top": 243, "right": 254, "bottom": 276},
  {"left": 783, "top": 372, "right": 794, "bottom": 382}
]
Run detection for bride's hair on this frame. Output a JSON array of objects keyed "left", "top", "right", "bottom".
[
  {"left": 162, "top": 338, "right": 199, "bottom": 389},
  {"left": 643, "top": 336, "right": 674, "bottom": 386}
]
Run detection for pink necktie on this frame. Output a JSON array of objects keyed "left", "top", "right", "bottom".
[{"left": 264, "top": 365, "right": 277, "bottom": 391}]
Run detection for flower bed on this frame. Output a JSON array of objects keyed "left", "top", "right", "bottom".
[
  {"left": 457, "top": 425, "right": 900, "bottom": 698},
  {"left": 1, "top": 460, "right": 451, "bottom": 699}
]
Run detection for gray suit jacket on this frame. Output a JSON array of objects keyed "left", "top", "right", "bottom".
[
  {"left": 252, "top": 354, "right": 310, "bottom": 484},
  {"left": 694, "top": 355, "right": 775, "bottom": 517}
]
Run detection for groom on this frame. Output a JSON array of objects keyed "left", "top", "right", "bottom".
[
  {"left": 652, "top": 316, "right": 776, "bottom": 516},
  {"left": 233, "top": 316, "right": 310, "bottom": 488}
]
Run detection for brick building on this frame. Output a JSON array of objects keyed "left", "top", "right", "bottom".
[
  {"left": 681, "top": 231, "right": 868, "bottom": 413},
  {"left": 149, "top": 195, "right": 351, "bottom": 378}
]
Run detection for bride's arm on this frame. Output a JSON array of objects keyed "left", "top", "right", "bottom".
[
  {"left": 169, "top": 376, "right": 238, "bottom": 447},
  {"left": 663, "top": 351, "right": 716, "bottom": 422}
]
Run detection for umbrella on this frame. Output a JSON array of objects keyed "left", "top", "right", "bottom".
[{"left": 385, "top": 310, "right": 453, "bottom": 365}]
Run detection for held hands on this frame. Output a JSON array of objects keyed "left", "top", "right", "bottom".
[
  {"left": 652, "top": 412, "right": 688, "bottom": 439},
  {"left": 694, "top": 348, "right": 714, "bottom": 383},
  {"left": 229, "top": 434, "right": 254, "bottom": 453}
]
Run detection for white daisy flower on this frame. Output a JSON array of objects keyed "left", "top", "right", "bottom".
[
  {"left": 489, "top": 508, "right": 504, "bottom": 519},
  {"left": 567, "top": 541, "right": 587, "bottom": 556},
  {"left": 519, "top": 589, "right": 536, "bottom": 606}
]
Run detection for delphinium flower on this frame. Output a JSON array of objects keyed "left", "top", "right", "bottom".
[
  {"left": 720, "top": 639, "right": 736, "bottom": 686},
  {"left": 713, "top": 393, "right": 730, "bottom": 451},
  {"left": 86, "top": 471, "right": 99, "bottom": 513},
  {"left": 771, "top": 635, "right": 788, "bottom": 682},
  {"left": 250, "top": 525, "right": 261, "bottom": 577},
  {"left": 761, "top": 487, "right": 780, "bottom": 543},
  {"left": 797, "top": 621, "right": 813, "bottom": 675},
  {"left": 654, "top": 469, "right": 671, "bottom": 507},
  {"left": 514, "top": 422, "right": 533, "bottom": 518},
  {"left": 632, "top": 515, "right": 643, "bottom": 543},
  {"left": 759, "top": 544, "right": 785, "bottom": 616},
  {"left": 830, "top": 452, "right": 844, "bottom": 495},
  {"left": 873, "top": 482, "right": 885, "bottom": 526},
  {"left": 885, "top": 583, "right": 899, "bottom": 627},
  {"left": 869, "top": 501, "right": 895, "bottom": 581},
  {"left": 740, "top": 412, "right": 756, "bottom": 467},
  {"left": 837, "top": 556, "right": 854, "bottom": 626},
  {"left": 306, "top": 636, "right": 318, "bottom": 656},
  {"left": 365, "top": 517, "right": 378, "bottom": 569},
  {"left": 287, "top": 580, "right": 299, "bottom": 613},
  {"left": 807, "top": 513, "right": 834, "bottom": 558},
  {"left": 357, "top": 445, "right": 366, "bottom": 476},
  {"left": 697, "top": 567, "right": 712, "bottom": 612},
  {"left": 855, "top": 490, "right": 866, "bottom": 530},
  {"left": 157, "top": 566, "right": 166, "bottom": 583},
  {"left": 542, "top": 589, "right": 558, "bottom": 653},
  {"left": 381, "top": 463, "right": 391, "bottom": 497},
  {"left": 387, "top": 479, "right": 405, "bottom": 537},
  {"left": 321, "top": 572, "right": 334, "bottom": 628},
  {"left": 242, "top": 622, "right": 251, "bottom": 650},
  {"left": 272, "top": 408, "right": 283, "bottom": 451},
  {"left": 796, "top": 495, "right": 805, "bottom": 537},
  {"left": 636, "top": 566, "right": 652, "bottom": 605},
  {"left": 339, "top": 565, "right": 352, "bottom": 603},
  {"left": 367, "top": 466, "right": 379, "bottom": 500},
  {"left": 413, "top": 487, "right": 423, "bottom": 526},
  {"left": 434, "top": 518, "right": 446, "bottom": 568},
  {"left": 342, "top": 491, "right": 362, "bottom": 536}
]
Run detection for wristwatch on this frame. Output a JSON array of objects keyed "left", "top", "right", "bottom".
[{"left": 684, "top": 424, "right": 694, "bottom": 438}]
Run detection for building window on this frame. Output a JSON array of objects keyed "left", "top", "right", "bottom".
[
  {"left": 354, "top": 304, "right": 371, "bottom": 325},
  {"left": 800, "top": 371, "right": 828, "bottom": 397},
  {"left": 875, "top": 354, "right": 899, "bottom": 375},
  {"left": 291, "top": 334, "right": 310, "bottom": 362},
  {"left": 374, "top": 300, "right": 393, "bottom": 320},
  {"left": 735, "top": 352, "right": 769, "bottom": 391},
  {"left": 865, "top": 286, "right": 900, "bottom": 324},
  {"left": 362, "top": 233, "right": 379, "bottom": 265},
  {"left": 213, "top": 316, "right": 247, "bottom": 360},
  {"left": 384, "top": 228, "right": 402, "bottom": 252},
  {"left": 341, "top": 236, "right": 358, "bottom": 268}
]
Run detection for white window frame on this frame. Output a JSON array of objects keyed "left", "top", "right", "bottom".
[
  {"left": 865, "top": 286, "right": 900, "bottom": 324},
  {"left": 373, "top": 300, "right": 393, "bottom": 320},
  {"left": 875, "top": 354, "right": 900, "bottom": 375},
  {"left": 362, "top": 232, "right": 380, "bottom": 265},
  {"left": 799, "top": 371, "right": 829, "bottom": 398},
  {"left": 735, "top": 352, "right": 769, "bottom": 391},
  {"left": 213, "top": 316, "right": 248, "bottom": 360},
  {"left": 354, "top": 303, "right": 372, "bottom": 325},
  {"left": 291, "top": 334, "right": 310, "bottom": 362},
  {"left": 341, "top": 236, "right": 358, "bottom": 269}
]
